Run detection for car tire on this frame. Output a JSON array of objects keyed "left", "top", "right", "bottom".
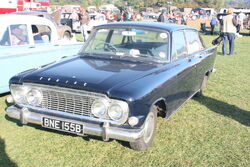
[
  {"left": 63, "top": 31, "right": 71, "bottom": 40},
  {"left": 129, "top": 107, "right": 157, "bottom": 151},
  {"left": 195, "top": 75, "right": 208, "bottom": 97}
]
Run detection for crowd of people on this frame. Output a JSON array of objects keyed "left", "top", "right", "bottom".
[{"left": 54, "top": 6, "right": 250, "bottom": 56}]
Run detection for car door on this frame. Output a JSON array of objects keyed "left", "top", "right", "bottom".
[
  {"left": 164, "top": 30, "right": 198, "bottom": 113},
  {"left": 185, "top": 30, "right": 216, "bottom": 92},
  {"left": 0, "top": 24, "right": 34, "bottom": 93},
  {"left": 184, "top": 30, "right": 206, "bottom": 93}
]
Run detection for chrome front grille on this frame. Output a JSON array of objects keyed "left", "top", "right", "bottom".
[
  {"left": 25, "top": 84, "right": 107, "bottom": 118},
  {"left": 40, "top": 90, "right": 95, "bottom": 117}
]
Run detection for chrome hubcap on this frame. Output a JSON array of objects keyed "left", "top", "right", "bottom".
[{"left": 143, "top": 112, "right": 154, "bottom": 143}]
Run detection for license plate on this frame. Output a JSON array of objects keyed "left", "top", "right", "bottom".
[{"left": 42, "top": 117, "right": 84, "bottom": 135}]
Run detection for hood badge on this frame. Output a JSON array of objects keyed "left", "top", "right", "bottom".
[{"left": 38, "top": 76, "right": 88, "bottom": 87}]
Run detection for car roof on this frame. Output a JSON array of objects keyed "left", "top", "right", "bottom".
[
  {"left": 96, "top": 22, "right": 197, "bottom": 32},
  {"left": 0, "top": 14, "right": 54, "bottom": 26},
  {"left": 11, "top": 11, "right": 48, "bottom": 16}
]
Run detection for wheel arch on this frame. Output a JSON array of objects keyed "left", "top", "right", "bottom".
[
  {"left": 150, "top": 97, "right": 168, "bottom": 118},
  {"left": 64, "top": 30, "right": 72, "bottom": 36},
  {"left": 205, "top": 70, "right": 211, "bottom": 77}
]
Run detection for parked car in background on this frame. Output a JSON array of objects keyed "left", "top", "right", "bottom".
[
  {"left": 11, "top": 10, "right": 73, "bottom": 40},
  {"left": 0, "top": 14, "right": 83, "bottom": 94},
  {"left": 86, "top": 13, "right": 107, "bottom": 32},
  {"left": 60, "top": 12, "right": 107, "bottom": 33},
  {"left": 6, "top": 22, "right": 217, "bottom": 151},
  {"left": 87, "top": 6, "right": 97, "bottom": 13},
  {"left": 142, "top": 13, "right": 159, "bottom": 22},
  {"left": 60, "top": 12, "right": 82, "bottom": 33}
]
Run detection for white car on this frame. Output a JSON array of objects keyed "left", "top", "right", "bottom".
[
  {"left": 142, "top": 13, "right": 160, "bottom": 22},
  {"left": 86, "top": 13, "right": 107, "bottom": 32}
]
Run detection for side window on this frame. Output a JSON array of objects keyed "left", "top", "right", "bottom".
[
  {"left": 0, "top": 27, "right": 10, "bottom": 46},
  {"left": 172, "top": 31, "right": 187, "bottom": 60},
  {"left": 185, "top": 30, "right": 204, "bottom": 54},
  {"left": 10, "top": 24, "right": 29, "bottom": 46},
  {"left": 31, "top": 25, "right": 51, "bottom": 44}
]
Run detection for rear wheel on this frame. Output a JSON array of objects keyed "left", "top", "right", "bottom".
[
  {"left": 195, "top": 75, "right": 208, "bottom": 97},
  {"left": 129, "top": 107, "right": 157, "bottom": 151}
]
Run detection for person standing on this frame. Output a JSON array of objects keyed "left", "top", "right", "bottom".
[
  {"left": 238, "top": 12, "right": 245, "bottom": 30},
  {"left": 157, "top": 9, "right": 166, "bottom": 22},
  {"left": 210, "top": 15, "right": 217, "bottom": 35},
  {"left": 80, "top": 8, "right": 90, "bottom": 42},
  {"left": 181, "top": 13, "right": 187, "bottom": 25},
  {"left": 71, "top": 9, "right": 79, "bottom": 26},
  {"left": 122, "top": 10, "right": 129, "bottom": 21},
  {"left": 221, "top": 8, "right": 237, "bottom": 56}
]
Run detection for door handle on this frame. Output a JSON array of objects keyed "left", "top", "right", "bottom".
[
  {"left": 186, "top": 57, "right": 192, "bottom": 62},
  {"left": 197, "top": 53, "right": 204, "bottom": 58}
]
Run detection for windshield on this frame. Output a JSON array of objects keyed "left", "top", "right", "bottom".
[{"left": 81, "top": 27, "right": 169, "bottom": 61}]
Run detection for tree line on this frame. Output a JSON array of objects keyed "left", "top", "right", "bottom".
[{"left": 50, "top": 0, "right": 228, "bottom": 9}]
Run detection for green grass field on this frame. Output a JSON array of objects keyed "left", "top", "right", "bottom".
[{"left": 0, "top": 32, "right": 249, "bottom": 167}]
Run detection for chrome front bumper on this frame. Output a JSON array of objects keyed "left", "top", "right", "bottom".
[{"left": 6, "top": 106, "right": 144, "bottom": 142}]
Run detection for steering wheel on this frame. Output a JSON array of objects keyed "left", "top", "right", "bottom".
[
  {"left": 147, "top": 49, "right": 155, "bottom": 57},
  {"left": 104, "top": 42, "right": 117, "bottom": 52},
  {"left": 95, "top": 42, "right": 117, "bottom": 52}
]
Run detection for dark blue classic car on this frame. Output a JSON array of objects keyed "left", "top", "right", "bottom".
[{"left": 6, "top": 22, "right": 217, "bottom": 151}]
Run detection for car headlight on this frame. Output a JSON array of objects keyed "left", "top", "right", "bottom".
[
  {"left": 108, "top": 100, "right": 129, "bottom": 123},
  {"left": 108, "top": 104, "right": 123, "bottom": 120},
  {"left": 91, "top": 99, "right": 108, "bottom": 118},
  {"left": 26, "top": 88, "right": 43, "bottom": 106},
  {"left": 10, "top": 84, "right": 30, "bottom": 104},
  {"left": 91, "top": 99, "right": 129, "bottom": 124}
]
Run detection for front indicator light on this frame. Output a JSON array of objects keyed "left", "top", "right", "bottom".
[{"left": 128, "top": 116, "right": 139, "bottom": 127}]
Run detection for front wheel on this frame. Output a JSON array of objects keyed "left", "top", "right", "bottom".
[{"left": 129, "top": 107, "right": 157, "bottom": 151}]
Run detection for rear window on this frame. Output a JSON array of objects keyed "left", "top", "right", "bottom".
[{"left": 31, "top": 24, "right": 51, "bottom": 44}]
